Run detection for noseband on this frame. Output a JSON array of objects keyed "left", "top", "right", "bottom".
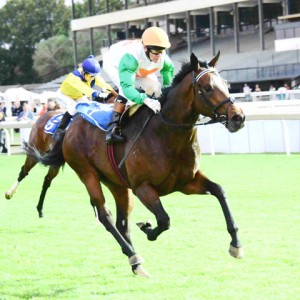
[{"left": 192, "top": 68, "right": 234, "bottom": 125}]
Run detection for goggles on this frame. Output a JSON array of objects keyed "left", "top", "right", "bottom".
[{"left": 148, "top": 48, "right": 164, "bottom": 55}]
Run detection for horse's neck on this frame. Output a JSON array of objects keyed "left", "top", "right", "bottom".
[{"left": 162, "top": 80, "right": 198, "bottom": 126}]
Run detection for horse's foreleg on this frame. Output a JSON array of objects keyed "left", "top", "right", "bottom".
[
  {"left": 36, "top": 166, "right": 60, "bottom": 218},
  {"left": 135, "top": 183, "right": 170, "bottom": 241},
  {"left": 5, "top": 156, "right": 37, "bottom": 200},
  {"left": 83, "top": 175, "right": 149, "bottom": 277},
  {"left": 181, "top": 171, "right": 244, "bottom": 259}
]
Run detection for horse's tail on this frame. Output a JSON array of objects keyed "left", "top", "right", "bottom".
[{"left": 23, "top": 138, "right": 65, "bottom": 168}]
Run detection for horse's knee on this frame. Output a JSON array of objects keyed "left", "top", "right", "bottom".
[{"left": 206, "top": 181, "right": 225, "bottom": 198}]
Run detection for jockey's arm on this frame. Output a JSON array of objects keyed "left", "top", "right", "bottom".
[
  {"left": 62, "top": 73, "right": 95, "bottom": 99},
  {"left": 160, "top": 55, "right": 174, "bottom": 87},
  {"left": 118, "top": 54, "right": 147, "bottom": 105},
  {"left": 95, "top": 76, "right": 118, "bottom": 97}
]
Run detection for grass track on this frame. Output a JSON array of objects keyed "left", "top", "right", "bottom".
[{"left": 0, "top": 154, "right": 299, "bottom": 299}]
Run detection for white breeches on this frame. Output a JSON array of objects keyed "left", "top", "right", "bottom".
[
  {"left": 103, "top": 60, "right": 162, "bottom": 101},
  {"left": 56, "top": 89, "right": 90, "bottom": 115}
]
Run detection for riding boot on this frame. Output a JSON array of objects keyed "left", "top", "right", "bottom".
[
  {"left": 52, "top": 111, "right": 72, "bottom": 143},
  {"left": 106, "top": 101, "right": 126, "bottom": 145}
]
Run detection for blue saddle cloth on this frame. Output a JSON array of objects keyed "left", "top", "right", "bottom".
[{"left": 44, "top": 102, "right": 113, "bottom": 134}]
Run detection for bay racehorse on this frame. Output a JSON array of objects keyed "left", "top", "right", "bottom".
[
  {"left": 5, "top": 93, "right": 116, "bottom": 217},
  {"left": 24, "top": 52, "right": 245, "bottom": 277}
]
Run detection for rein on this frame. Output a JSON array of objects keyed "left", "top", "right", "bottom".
[{"left": 159, "top": 67, "right": 235, "bottom": 129}]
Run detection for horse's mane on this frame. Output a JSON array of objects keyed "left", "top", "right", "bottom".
[{"left": 160, "top": 58, "right": 209, "bottom": 105}]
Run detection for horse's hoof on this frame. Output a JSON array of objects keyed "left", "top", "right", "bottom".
[
  {"left": 5, "top": 192, "right": 12, "bottom": 200},
  {"left": 229, "top": 245, "right": 244, "bottom": 259},
  {"left": 136, "top": 220, "right": 152, "bottom": 231},
  {"left": 132, "top": 264, "right": 151, "bottom": 278}
]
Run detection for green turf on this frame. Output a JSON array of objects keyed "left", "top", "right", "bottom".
[{"left": 0, "top": 154, "right": 299, "bottom": 299}]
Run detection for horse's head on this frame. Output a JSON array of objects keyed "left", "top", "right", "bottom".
[{"left": 190, "top": 51, "right": 245, "bottom": 132}]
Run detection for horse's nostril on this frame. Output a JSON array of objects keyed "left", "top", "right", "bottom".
[{"left": 231, "top": 114, "right": 244, "bottom": 124}]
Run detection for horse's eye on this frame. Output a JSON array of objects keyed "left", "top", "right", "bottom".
[{"left": 204, "top": 85, "right": 212, "bottom": 93}]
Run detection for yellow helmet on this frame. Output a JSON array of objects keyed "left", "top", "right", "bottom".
[{"left": 142, "top": 27, "right": 171, "bottom": 49}]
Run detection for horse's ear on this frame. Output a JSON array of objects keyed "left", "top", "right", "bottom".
[
  {"left": 190, "top": 53, "right": 200, "bottom": 71},
  {"left": 208, "top": 50, "right": 220, "bottom": 68}
]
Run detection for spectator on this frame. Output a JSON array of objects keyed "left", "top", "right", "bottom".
[
  {"left": 0, "top": 101, "right": 7, "bottom": 153},
  {"left": 0, "top": 109, "right": 7, "bottom": 153},
  {"left": 17, "top": 103, "right": 35, "bottom": 143},
  {"left": 11, "top": 101, "right": 23, "bottom": 133},
  {"left": 243, "top": 83, "right": 251, "bottom": 101},
  {"left": 269, "top": 84, "right": 276, "bottom": 100},
  {"left": 269, "top": 84, "right": 276, "bottom": 91},
  {"left": 17, "top": 103, "right": 35, "bottom": 121},
  {"left": 32, "top": 99, "right": 43, "bottom": 115},
  {"left": 11, "top": 101, "right": 23, "bottom": 117},
  {"left": 277, "top": 86, "right": 287, "bottom": 100},
  {"left": 38, "top": 103, "right": 48, "bottom": 116},
  {"left": 254, "top": 84, "right": 261, "bottom": 92},
  {"left": 0, "top": 102, "right": 6, "bottom": 117},
  {"left": 47, "top": 99, "right": 60, "bottom": 111},
  {"left": 0, "top": 109, "right": 5, "bottom": 121}
]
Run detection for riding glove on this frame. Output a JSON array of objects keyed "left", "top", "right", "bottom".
[
  {"left": 144, "top": 98, "right": 161, "bottom": 114},
  {"left": 92, "top": 90, "right": 109, "bottom": 101}
]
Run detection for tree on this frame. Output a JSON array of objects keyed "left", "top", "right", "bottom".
[
  {"left": 0, "top": 0, "right": 71, "bottom": 84},
  {"left": 33, "top": 35, "right": 73, "bottom": 82}
]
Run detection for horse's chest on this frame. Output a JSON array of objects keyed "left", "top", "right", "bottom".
[
  {"left": 128, "top": 138, "right": 199, "bottom": 188},
  {"left": 165, "top": 144, "right": 199, "bottom": 180}
]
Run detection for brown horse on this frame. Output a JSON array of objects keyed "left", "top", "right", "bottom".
[
  {"left": 25, "top": 52, "right": 245, "bottom": 277},
  {"left": 5, "top": 93, "right": 116, "bottom": 217}
]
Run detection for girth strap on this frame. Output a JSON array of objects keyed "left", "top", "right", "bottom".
[{"left": 107, "top": 145, "right": 130, "bottom": 187}]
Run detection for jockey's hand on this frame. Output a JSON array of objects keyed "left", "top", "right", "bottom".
[
  {"left": 92, "top": 91, "right": 108, "bottom": 103},
  {"left": 144, "top": 98, "right": 161, "bottom": 114}
]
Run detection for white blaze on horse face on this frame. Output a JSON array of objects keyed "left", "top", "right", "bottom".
[{"left": 211, "top": 72, "right": 230, "bottom": 98}]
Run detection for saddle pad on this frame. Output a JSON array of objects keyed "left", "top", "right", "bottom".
[
  {"left": 44, "top": 102, "right": 114, "bottom": 134},
  {"left": 44, "top": 101, "right": 143, "bottom": 134},
  {"left": 75, "top": 101, "right": 113, "bottom": 130},
  {"left": 44, "top": 114, "right": 66, "bottom": 134}
]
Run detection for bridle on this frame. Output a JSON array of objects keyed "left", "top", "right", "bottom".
[{"left": 160, "top": 67, "right": 235, "bottom": 129}]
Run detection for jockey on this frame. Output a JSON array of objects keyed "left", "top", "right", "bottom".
[
  {"left": 53, "top": 55, "right": 117, "bottom": 142},
  {"left": 102, "top": 26, "right": 174, "bottom": 144}
]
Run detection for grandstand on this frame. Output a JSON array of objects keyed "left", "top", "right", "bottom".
[{"left": 69, "top": 0, "right": 300, "bottom": 92}]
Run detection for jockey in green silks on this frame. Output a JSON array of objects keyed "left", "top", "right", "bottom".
[{"left": 102, "top": 26, "right": 174, "bottom": 144}]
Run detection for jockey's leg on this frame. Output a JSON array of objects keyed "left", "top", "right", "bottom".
[
  {"left": 52, "top": 92, "right": 77, "bottom": 142},
  {"left": 52, "top": 111, "right": 73, "bottom": 142},
  {"left": 106, "top": 95, "right": 126, "bottom": 144}
]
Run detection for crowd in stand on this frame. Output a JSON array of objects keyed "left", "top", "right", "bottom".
[
  {"left": 242, "top": 82, "right": 300, "bottom": 101},
  {"left": 0, "top": 98, "right": 61, "bottom": 153},
  {"left": 0, "top": 99, "right": 61, "bottom": 120}
]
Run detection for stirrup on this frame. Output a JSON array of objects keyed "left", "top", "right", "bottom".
[{"left": 106, "top": 127, "right": 125, "bottom": 144}]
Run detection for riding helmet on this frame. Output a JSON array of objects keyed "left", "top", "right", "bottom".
[
  {"left": 82, "top": 55, "right": 101, "bottom": 76},
  {"left": 142, "top": 27, "right": 171, "bottom": 49}
]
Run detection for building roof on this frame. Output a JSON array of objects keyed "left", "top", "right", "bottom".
[{"left": 71, "top": 0, "right": 252, "bottom": 31}]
